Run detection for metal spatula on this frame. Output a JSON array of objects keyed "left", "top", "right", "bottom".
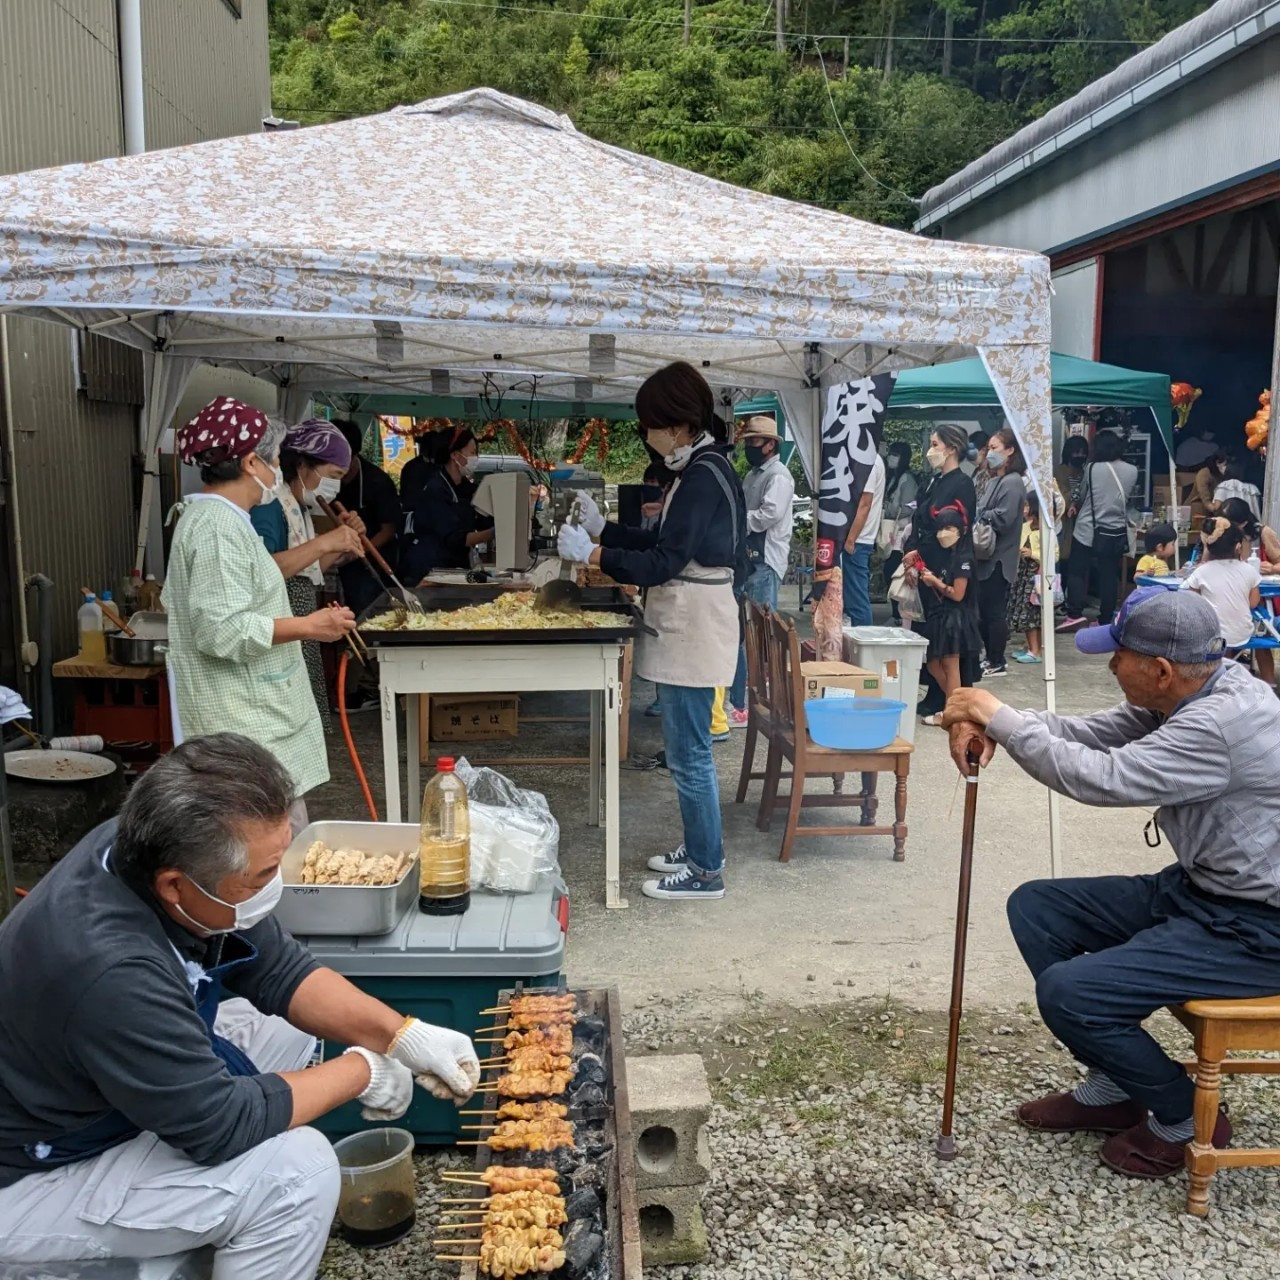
[{"left": 535, "top": 500, "right": 585, "bottom": 613}]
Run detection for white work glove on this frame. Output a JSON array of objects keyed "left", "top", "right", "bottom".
[
  {"left": 388, "top": 1018, "right": 481, "bottom": 1104},
  {"left": 558, "top": 522, "right": 595, "bottom": 565},
  {"left": 574, "top": 490, "right": 606, "bottom": 537},
  {"left": 344, "top": 1046, "right": 415, "bottom": 1122}
]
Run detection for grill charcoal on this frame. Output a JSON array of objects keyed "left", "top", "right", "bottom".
[
  {"left": 564, "top": 1187, "right": 602, "bottom": 1222},
  {"left": 568, "top": 1082, "right": 606, "bottom": 1109},
  {"left": 572, "top": 1016, "right": 607, "bottom": 1051},
  {"left": 562, "top": 1219, "right": 605, "bottom": 1277},
  {"left": 572, "top": 1053, "right": 607, "bottom": 1087}
]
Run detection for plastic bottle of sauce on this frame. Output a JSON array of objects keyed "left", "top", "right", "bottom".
[
  {"left": 78, "top": 594, "right": 106, "bottom": 663},
  {"left": 100, "top": 591, "right": 120, "bottom": 636},
  {"left": 138, "top": 574, "right": 162, "bottom": 613},
  {"left": 418, "top": 756, "right": 471, "bottom": 915}
]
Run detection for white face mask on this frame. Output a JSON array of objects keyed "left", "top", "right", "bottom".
[
  {"left": 250, "top": 458, "right": 281, "bottom": 507},
  {"left": 454, "top": 454, "right": 475, "bottom": 481},
  {"left": 304, "top": 475, "right": 341, "bottom": 510},
  {"left": 176, "top": 869, "right": 284, "bottom": 936},
  {"left": 986, "top": 450, "right": 1007, "bottom": 471}
]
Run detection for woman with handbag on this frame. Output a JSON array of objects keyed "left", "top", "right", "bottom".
[
  {"left": 972, "top": 427, "right": 1027, "bottom": 677},
  {"left": 1056, "top": 431, "right": 1137, "bottom": 631},
  {"left": 879, "top": 442, "right": 918, "bottom": 615}
]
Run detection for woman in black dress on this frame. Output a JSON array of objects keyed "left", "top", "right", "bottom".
[
  {"left": 903, "top": 424, "right": 981, "bottom": 722},
  {"left": 400, "top": 426, "right": 495, "bottom": 583}
]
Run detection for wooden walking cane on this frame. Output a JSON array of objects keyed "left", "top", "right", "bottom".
[{"left": 936, "top": 736, "right": 984, "bottom": 1160}]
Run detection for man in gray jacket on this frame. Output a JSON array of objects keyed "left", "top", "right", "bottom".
[
  {"left": 943, "top": 588, "right": 1280, "bottom": 1180},
  {"left": 0, "top": 734, "right": 479, "bottom": 1280}
]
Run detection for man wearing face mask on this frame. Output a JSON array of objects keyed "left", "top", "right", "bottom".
[
  {"left": 251, "top": 419, "right": 368, "bottom": 730},
  {"left": 401, "top": 425, "right": 494, "bottom": 584},
  {"left": 0, "top": 734, "right": 479, "bottom": 1279},
  {"left": 164, "top": 401, "right": 359, "bottom": 822}
]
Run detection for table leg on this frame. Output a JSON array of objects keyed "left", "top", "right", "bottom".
[
  {"left": 406, "top": 693, "right": 421, "bottom": 822},
  {"left": 893, "top": 762, "right": 908, "bottom": 862},
  {"left": 381, "top": 677, "right": 402, "bottom": 823},
  {"left": 588, "top": 689, "right": 602, "bottom": 828},
  {"left": 604, "top": 664, "right": 626, "bottom": 909}
]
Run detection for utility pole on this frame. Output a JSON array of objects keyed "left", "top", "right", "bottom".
[
  {"left": 776, "top": 0, "right": 784, "bottom": 53},
  {"left": 1262, "top": 275, "right": 1280, "bottom": 530},
  {"left": 842, "top": 36, "right": 850, "bottom": 76},
  {"left": 683, "top": 0, "right": 690, "bottom": 45}
]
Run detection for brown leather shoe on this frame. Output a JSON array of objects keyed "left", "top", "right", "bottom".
[
  {"left": 1017, "top": 1090, "right": 1147, "bottom": 1134},
  {"left": 1099, "top": 1112, "right": 1232, "bottom": 1179}
]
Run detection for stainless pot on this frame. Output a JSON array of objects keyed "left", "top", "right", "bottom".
[{"left": 107, "top": 633, "right": 168, "bottom": 666}]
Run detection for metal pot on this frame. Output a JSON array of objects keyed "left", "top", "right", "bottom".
[{"left": 107, "top": 633, "right": 167, "bottom": 666}]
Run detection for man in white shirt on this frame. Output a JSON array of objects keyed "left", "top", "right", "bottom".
[
  {"left": 727, "top": 417, "right": 794, "bottom": 723},
  {"left": 841, "top": 450, "right": 886, "bottom": 627}
]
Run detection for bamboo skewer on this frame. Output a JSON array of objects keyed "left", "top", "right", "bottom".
[
  {"left": 441, "top": 1197, "right": 489, "bottom": 1204},
  {"left": 434, "top": 1255, "right": 481, "bottom": 1261}
]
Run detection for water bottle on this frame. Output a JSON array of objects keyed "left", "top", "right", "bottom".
[
  {"left": 418, "top": 756, "right": 471, "bottom": 916},
  {"left": 77, "top": 594, "right": 106, "bottom": 663}
]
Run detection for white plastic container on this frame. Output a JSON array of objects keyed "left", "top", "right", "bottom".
[{"left": 842, "top": 625, "right": 929, "bottom": 744}]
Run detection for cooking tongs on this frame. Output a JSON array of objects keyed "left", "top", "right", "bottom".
[
  {"left": 534, "top": 498, "right": 586, "bottom": 614},
  {"left": 318, "top": 497, "right": 424, "bottom": 619}
]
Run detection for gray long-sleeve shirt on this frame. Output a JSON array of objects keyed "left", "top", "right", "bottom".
[
  {"left": 988, "top": 660, "right": 1280, "bottom": 907},
  {"left": 0, "top": 821, "right": 320, "bottom": 1187}
]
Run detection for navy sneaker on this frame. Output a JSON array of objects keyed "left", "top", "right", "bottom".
[
  {"left": 642, "top": 865, "right": 726, "bottom": 901},
  {"left": 647, "top": 844, "right": 689, "bottom": 873},
  {"left": 984, "top": 663, "right": 1008, "bottom": 677}
]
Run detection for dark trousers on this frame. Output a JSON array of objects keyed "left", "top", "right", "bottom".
[
  {"left": 976, "top": 571, "right": 1010, "bottom": 666},
  {"left": 1007, "top": 867, "right": 1280, "bottom": 1123},
  {"left": 1065, "top": 536, "right": 1124, "bottom": 623}
]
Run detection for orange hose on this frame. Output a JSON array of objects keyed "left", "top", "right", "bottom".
[{"left": 338, "top": 651, "right": 379, "bottom": 822}]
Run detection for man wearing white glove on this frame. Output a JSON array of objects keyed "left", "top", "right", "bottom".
[{"left": 0, "top": 736, "right": 480, "bottom": 1280}]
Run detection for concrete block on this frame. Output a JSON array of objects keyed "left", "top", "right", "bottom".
[
  {"left": 637, "top": 1184, "right": 708, "bottom": 1267},
  {"left": 627, "top": 1054, "right": 711, "bottom": 1190}
]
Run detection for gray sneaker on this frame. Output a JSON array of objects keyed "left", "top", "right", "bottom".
[
  {"left": 647, "top": 844, "right": 689, "bottom": 873},
  {"left": 642, "top": 865, "right": 726, "bottom": 901}
]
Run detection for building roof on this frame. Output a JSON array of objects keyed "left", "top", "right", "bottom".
[{"left": 916, "top": 0, "right": 1280, "bottom": 233}]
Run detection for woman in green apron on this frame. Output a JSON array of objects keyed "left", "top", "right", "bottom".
[
  {"left": 559, "top": 362, "right": 746, "bottom": 902},
  {"left": 163, "top": 398, "right": 359, "bottom": 825}
]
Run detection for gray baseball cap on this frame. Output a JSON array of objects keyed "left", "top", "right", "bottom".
[{"left": 1075, "top": 586, "right": 1226, "bottom": 663}]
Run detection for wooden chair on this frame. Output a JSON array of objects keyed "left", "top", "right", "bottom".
[
  {"left": 1169, "top": 996, "right": 1280, "bottom": 1216},
  {"left": 734, "top": 599, "right": 782, "bottom": 804},
  {"left": 756, "top": 612, "right": 911, "bottom": 862}
]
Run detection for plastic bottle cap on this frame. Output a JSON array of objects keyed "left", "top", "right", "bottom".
[
  {"left": 102, "top": 591, "right": 113, "bottom": 601},
  {"left": 436, "top": 756, "right": 456, "bottom": 772},
  {"left": 85, "top": 593, "right": 96, "bottom": 601}
]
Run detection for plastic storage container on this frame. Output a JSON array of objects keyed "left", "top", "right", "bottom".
[
  {"left": 77, "top": 595, "right": 106, "bottom": 663},
  {"left": 419, "top": 756, "right": 471, "bottom": 916},
  {"left": 334, "top": 1127, "right": 417, "bottom": 1247},
  {"left": 805, "top": 697, "right": 906, "bottom": 750},
  {"left": 842, "top": 625, "right": 930, "bottom": 744},
  {"left": 299, "top": 879, "right": 567, "bottom": 1144}
]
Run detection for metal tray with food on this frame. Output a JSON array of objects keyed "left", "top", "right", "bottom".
[
  {"left": 356, "top": 589, "right": 639, "bottom": 648},
  {"left": 275, "top": 821, "right": 419, "bottom": 937}
]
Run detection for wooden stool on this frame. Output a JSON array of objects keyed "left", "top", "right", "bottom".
[{"left": 1170, "top": 995, "right": 1280, "bottom": 1216}]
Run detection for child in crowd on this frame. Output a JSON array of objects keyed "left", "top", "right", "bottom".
[
  {"left": 1133, "top": 522, "right": 1177, "bottom": 579},
  {"left": 918, "top": 507, "right": 981, "bottom": 727},
  {"left": 1007, "top": 493, "right": 1043, "bottom": 664},
  {"left": 1183, "top": 517, "right": 1270, "bottom": 684}
]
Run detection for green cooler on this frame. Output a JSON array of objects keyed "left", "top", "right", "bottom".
[{"left": 298, "top": 882, "right": 567, "bottom": 1144}]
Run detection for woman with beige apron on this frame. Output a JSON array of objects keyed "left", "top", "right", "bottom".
[{"left": 558, "top": 362, "right": 745, "bottom": 902}]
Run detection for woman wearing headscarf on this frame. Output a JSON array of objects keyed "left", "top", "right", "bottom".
[
  {"left": 250, "top": 418, "right": 365, "bottom": 727},
  {"left": 400, "top": 426, "right": 495, "bottom": 583},
  {"left": 162, "top": 398, "right": 358, "bottom": 823},
  {"left": 557, "top": 362, "right": 745, "bottom": 903}
]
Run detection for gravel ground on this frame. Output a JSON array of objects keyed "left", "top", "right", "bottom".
[{"left": 321, "top": 996, "right": 1280, "bottom": 1280}]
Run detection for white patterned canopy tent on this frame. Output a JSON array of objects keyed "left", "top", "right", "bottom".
[{"left": 0, "top": 87, "right": 1062, "bottom": 867}]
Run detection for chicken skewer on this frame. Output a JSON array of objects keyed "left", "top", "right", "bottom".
[
  {"left": 459, "top": 1101, "right": 570, "bottom": 1121},
  {"left": 473, "top": 1026, "right": 575, "bottom": 1053},
  {"left": 480, "top": 995, "right": 577, "bottom": 1016}
]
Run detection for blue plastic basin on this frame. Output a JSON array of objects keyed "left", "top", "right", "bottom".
[{"left": 804, "top": 697, "right": 907, "bottom": 750}]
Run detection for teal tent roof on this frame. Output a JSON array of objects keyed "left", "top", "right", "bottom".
[{"left": 890, "top": 352, "right": 1173, "bottom": 450}]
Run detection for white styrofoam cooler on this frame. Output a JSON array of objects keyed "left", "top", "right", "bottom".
[{"left": 842, "top": 625, "right": 929, "bottom": 744}]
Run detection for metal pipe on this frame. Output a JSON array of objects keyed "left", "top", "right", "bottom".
[
  {"left": 0, "top": 316, "right": 31, "bottom": 680},
  {"left": 1262, "top": 267, "right": 1280, "bottom": 532},
  {"left": 117, "top": 0, "right": 145, "bottom": 156},
  {"left": 26, "top": 574, "right": 54, "bottom": 739}
]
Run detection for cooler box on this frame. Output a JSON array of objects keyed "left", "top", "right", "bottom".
[
  {"left": 842, "top": 625, "right": 929, "bottom": 744},
  {"left": 298, "top": 881, "right": 567, "bottom": 1145}
]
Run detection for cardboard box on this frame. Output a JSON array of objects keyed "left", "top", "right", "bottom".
[
  {"left": 429, "top": 695, "right": 519, "bottom": 742},
  {"left": 801, "top": 661, "right": 880, "bottom": 701}
]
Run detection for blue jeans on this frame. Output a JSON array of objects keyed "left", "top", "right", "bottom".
[
  {"left": 841, "top": 542, "right": 873, "bottom": 626},
  {"left": 1007, "top": 866, "right": 1280, "bottom": 1123},
  {"left": 656, "top": 683, "right": 723, "bottom": 874},
  {"left": 730, "top": 566, "right": 780, "bottom": 710}
]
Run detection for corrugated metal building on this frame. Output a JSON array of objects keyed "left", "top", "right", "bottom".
[
  {"left": 0, "top": 0, "right": 272, "bottom": 688},
  {"left": 916, "top": 0, "right": 1280, "bottom": 492}
]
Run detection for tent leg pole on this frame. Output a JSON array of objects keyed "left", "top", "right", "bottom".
[{"left": 1041, "top": 521, "right": 1061, "bottom": 878}]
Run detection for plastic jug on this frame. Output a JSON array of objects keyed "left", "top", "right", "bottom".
[
  {"left": 77, "top": 595, "right": 106, "bottom": 663},
  {"left": 418, "top": 756, "right": 471, "bottom": 915}
]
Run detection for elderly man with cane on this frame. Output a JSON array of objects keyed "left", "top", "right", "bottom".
[{"left": 942, "top": 587, "right": 1280, "bottom": 1179}]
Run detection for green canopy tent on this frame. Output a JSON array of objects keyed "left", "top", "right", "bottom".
[{"left": 890, "top": 351, "right": 1173, "bottom": 452}]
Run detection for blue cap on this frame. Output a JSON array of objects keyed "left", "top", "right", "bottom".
[{"left": 1076, "top": 586, "right": 1225, "bottom": 663}]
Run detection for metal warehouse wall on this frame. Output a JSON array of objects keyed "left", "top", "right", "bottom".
[
  {"left": 141, "top": 0, "right": 271, "bottom": 149},
  {"left": 0, "top": 0, "right": 272, "bottom": 670},
  {"left": 932, "top": 35, "right": 1280, "bottom": 256}
]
